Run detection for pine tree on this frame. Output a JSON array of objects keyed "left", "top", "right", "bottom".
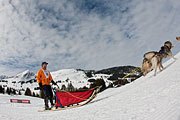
[
  {"left": 65, "top": 78, "right": 70, "bottom": 82},
  {"left": 12, "top": 89, "right": 16, "bottom": 95},
  {"left": 2, "top": 87, "right": 4, "bottom": 94},
  {"left": 24, "top": 88, "right": 32, "bottom": 96},
  {"left": 61, "top": 84, "right": 66, "bottom": 90},
  {"left": 90, "top": 78, "right": 106, "bottom": 92},
  {"left": 67, "top": 83, "right": 75, "bottom": 92},
  {"left": 36, "top": 93, "right": 40, "bottom": 97},
  {"left": 32, "top": 92, "right": 36, "bottom": 97},
  {"left": 6, "top": 87, "right": 11, "bottom": 95},
  {"left": 18, "top": 90, "right": 21, "bottom": 95},
  {"left": 0, "top": 85, "right": 4, "bottom": 94}
]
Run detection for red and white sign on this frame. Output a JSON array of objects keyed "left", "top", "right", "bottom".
[{"left": 10, "top": 99, "right": 30, "bottom": 104}]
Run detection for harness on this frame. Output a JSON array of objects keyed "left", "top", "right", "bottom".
[
  {"left": 42, "top": 69, "right": 50, "bottom": 79},
  {"left": 159, "top": 45, "right": 169, "bottom": 55},
  {"left": 142, "top": 52, "right": 160, "bottom": 68}
]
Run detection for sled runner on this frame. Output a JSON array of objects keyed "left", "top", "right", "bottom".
[{"left": 38, "top": 86, "right": 100, "bottom": 112}]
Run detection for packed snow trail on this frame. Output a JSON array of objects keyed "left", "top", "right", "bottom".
[{"left": 1, "top": 53, "right": 180, "bottom": 120}]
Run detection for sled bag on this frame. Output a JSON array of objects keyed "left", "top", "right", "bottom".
[{"left": 55, "top": 89, "right": 94, "bottom": 107}]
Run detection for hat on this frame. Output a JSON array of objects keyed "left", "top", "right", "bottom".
[{"left": 42, "top": 62, "right": 48, "bottom": 65}]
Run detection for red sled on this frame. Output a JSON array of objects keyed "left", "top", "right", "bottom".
[{"left": 55, "top": 87, "right": 99, "bottom": 108}]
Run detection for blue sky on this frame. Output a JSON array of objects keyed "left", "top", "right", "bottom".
[{"left": 0, "top": 0, "right": 180, "bottom": 76}]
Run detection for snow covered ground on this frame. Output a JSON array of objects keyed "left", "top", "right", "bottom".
[{"left": 0, "top": 52, "right": 180, "bottom": 120}]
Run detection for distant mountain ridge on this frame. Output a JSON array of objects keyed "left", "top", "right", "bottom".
[
  {"left": 0, "top": 65, "right": 142, "bottom": 96},
  {"left": 78, "top": 65, "right": 142, "bottom": 81}
]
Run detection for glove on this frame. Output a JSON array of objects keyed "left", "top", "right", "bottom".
[
  {"left": 56, "top": 85, "right": 60, "bottom": 89},
  {"left": 39, "top": 83, "right": 43, "bottom": 89},
  {"left": 51, "top": 80, "right": 57, "bottom": 85}
]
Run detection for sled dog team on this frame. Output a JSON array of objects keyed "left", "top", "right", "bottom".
[{"left": 141, "top": 37, "right": 180, "bottom": 76}]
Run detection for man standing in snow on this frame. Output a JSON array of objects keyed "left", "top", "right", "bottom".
[{"left": 37, "top": 62, "right": 57, "bottom": 110}]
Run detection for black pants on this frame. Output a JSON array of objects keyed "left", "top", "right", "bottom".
[{"left": 43, "top": 85, "right": 54, "bottom": 107}]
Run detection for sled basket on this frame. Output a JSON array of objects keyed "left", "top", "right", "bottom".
[{"left": 55, "top": 88, "right": 97, "bottom": 107}]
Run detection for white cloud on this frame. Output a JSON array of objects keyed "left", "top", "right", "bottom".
[{"left": 0, "top": 0, "right": 180, "bottom": 76}]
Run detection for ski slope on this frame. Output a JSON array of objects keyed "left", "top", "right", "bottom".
[{"left": 0, "top": 53, "right": 180, "bottom": 120}]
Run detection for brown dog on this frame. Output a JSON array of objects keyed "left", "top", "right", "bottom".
[
  {"left": 142, "top": 52, "right": 163, "bottom": 76},
  {"left": 176, "top": 37, "right": 180, "bottom": 41},
  {"left": 141, "top": 41, "right": 176, "bottom": 76},
  {"left": 159, "top": 41, "right": 176, "bottom": 60}
]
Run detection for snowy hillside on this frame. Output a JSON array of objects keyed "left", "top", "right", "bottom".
[
  {"left": 0, "top": 69, "right": 91, "bottom": 95},
  {"left": 14, "top": 70, "right": 36, "bottom": 82},
  {"left": 51, "top": 69, "right": 90, "bottom": 88},
  {"left": 0, "top": 52, "right": 180, "bottom": 120},
  {"left": 0, "top": 69, "right": 91, "bottom": 91},
  {"left": 0, "top": 66, "right": 141, "bottom": 95}
]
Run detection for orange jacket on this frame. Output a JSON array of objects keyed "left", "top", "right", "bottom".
[{"left": 37, "top": 68, "right": 53, "bottom": 85}]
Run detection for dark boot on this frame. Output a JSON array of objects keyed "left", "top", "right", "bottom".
[
  {"left": 50, "top": 97, "right": 54, "bottom": 108},
  {"left": 44, "top": 98, "right": 50, "bottom": 110}
]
